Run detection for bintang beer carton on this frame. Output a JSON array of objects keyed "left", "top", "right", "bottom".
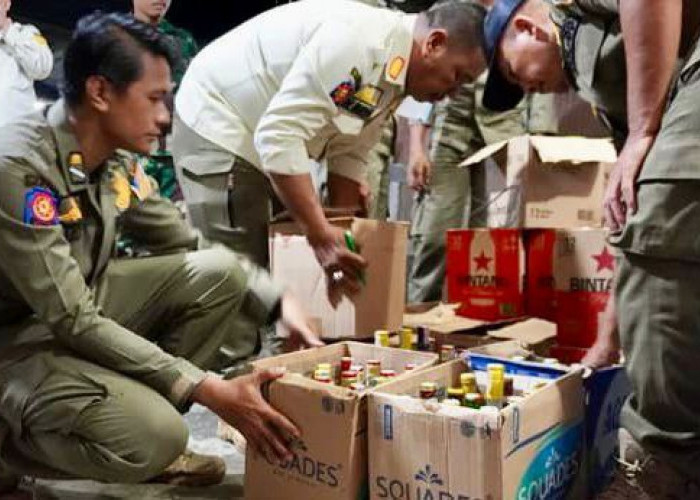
[
  {"left": 446, "top": 228, "right": 525, "bottom": 321},
  {"left": 527, "top": 229, "right": 614, "bottom": 348}
]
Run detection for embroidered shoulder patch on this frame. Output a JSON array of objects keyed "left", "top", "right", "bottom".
[
  {"left": 387, "top": 57, "right": 405, "bottom": 81},
  {"left": 24, "top": 186, "right": 58, "bottom": 226}
]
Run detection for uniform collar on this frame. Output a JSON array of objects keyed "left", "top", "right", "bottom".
[
  {"left": 383, "top": 14, "right": 416, "bottom": 91},
  {"left": 47, "top": 99, "right": 89, "bottom": 192}
]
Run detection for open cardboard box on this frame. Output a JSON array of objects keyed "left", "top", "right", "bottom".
[
  {"left": 460, "top": 135, "right": 615, "bottom": 228},
  {"left": 243, "top": 342, "right": 438, "bottom": 500},
  {"left": 270, "top": 217, "right": 408, "bottom": 340},
  {"left": 467, "top": 341, "right": 631, "bottom": 498},
  {"left": 368, "top": 354, "right": 586, "bottom": 499},
  {"left": 403, "top": 303, "right": 556, "bottom": 356}
]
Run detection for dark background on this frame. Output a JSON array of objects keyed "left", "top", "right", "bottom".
[
  {"left": 13, "top": 0, "right": 283, "bottom": 44},
  {"left": 14, "top": 0, "right": 288, "bottom": 98}
]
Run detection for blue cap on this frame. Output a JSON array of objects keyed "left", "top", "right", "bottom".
[{"left": 482, "top": 0, "right": 527, "bottom": 111}]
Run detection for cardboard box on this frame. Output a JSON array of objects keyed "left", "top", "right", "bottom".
[
  {"left": 403, "top": 303, "right": 556, "bottom": 356},
  {"left": 467, "top": 342, "right": 631, "bottom": 498},
  {"left": 244, "top": 342, "right": 438, "bottom": 500},
  {"left": 461, "top": 135, "right": 616, "bottom": 228},
  {"left": 527, "top": 228, "right": 614, "bottom": 348},
  {"left": 369, "top": 353, "right": 586, "bottom": 500},
  {"left": 270, "top": 217, "right": 408, "bottom": 339},
  {"left": 446, "top": 228, "right": 525, "bottom": 321}
]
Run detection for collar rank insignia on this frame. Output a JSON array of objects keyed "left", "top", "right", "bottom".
[{"left": 67, "top": 152, "right": 87, "bottom": 185}]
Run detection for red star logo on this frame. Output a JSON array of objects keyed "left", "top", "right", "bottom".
[
  {"left": 474, "top": 251, "right": 492, "bottom": 271},
  {"left": 592, "top": 246, "right": 615, "bottom": 272}
]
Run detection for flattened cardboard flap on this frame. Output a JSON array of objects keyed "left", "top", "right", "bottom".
[
  {"left": 460, "top": 138, "right": 510, "bottom": 167},
  {"left": 402, "top": 303, "right": 488, "bottom": 334},
  {"left": 529, "top": 136, "right": 616, "bottom": 164},
  {"left": 488, "top": 318, "right": 557, "bottom": 346},
  {"left": 459, "top": 135, "right": 616, "bottom": 168}
]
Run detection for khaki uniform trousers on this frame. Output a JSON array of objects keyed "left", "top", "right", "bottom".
[{"left": 0, "top": 248, "right": 252, "bottom": 482}]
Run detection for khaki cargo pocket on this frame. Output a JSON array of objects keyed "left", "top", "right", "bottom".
[{"left": 178, "top": 153, "right": 238, "bottom": 241}]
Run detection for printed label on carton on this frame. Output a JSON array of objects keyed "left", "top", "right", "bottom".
[{"left": 515, "top": 422, "right": 583, "bottom": 500}]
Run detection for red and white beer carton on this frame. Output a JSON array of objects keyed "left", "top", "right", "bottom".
[
  {"left": 446, "top": 229, "right": 525, "bottom": 321},
  {"left": 527, "top": 228, "right": 614, "bottom": 348}
]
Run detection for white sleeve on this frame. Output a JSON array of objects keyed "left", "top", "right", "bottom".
[
  {"left": 325, "top": 113, "right": 388, "bottom": 183},
  {"left": 2, "top": 23, "right": 54, "bottom": 81},
  {"left": 254, "top": 21, "right": 372, "bottom": 177}
]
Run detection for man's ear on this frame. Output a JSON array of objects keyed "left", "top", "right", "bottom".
[
  {"left": 423, "top": 28, "right": 449, "bottom": 58},
  {"left": 512, "top": 14, "right": 549, "bottom": 42},
  {"left": 84, "top": 75, "right": 113, "bottom": 113}
]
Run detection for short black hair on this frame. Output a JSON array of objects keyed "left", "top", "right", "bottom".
[
  {"left": 63, "top": 12, "right": 175, "bottom": 107},
  {"left": 424, "top": 1, "right": 487, "bottom": 50}
]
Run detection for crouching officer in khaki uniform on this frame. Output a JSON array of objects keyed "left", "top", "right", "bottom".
[
  {"left": 172, "top": 0, "right": 488, "bottom": 306},
  {"left": 483, "top": 0, "right": 700, "bottom": 494},
  {"left": 0, "top": 12, "right": 321, "bottom": 494}
]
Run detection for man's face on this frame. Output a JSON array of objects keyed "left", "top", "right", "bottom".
[
  {"left": 497, "top": 18, "right": 569, "bottom": 94},
  {"left": 407, "top": 39, "right": 487, "bottom": 102},
  {"left": 101, "top": 52, "right": 172, "bottom": 154},
  {"left": 133, "top": 0, "right": 171, "bottom": 22}
]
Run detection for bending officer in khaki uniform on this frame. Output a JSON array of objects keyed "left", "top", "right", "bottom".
[
  {"left": 483, "top": 0, "right": 700, "bottom": 493},
  {"left": 172, "top": 0, "right": 489, "bottom": 306}
]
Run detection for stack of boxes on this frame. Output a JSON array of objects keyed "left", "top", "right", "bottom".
[{"left": 447, "top": 135, "right": 618, "bottom": 359}]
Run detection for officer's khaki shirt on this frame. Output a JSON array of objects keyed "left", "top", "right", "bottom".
[
  {"left": 0, "top": 21, "right": 53, "bottom": 128},
  {"left": 0, "top": 101, "right": 281, "bottom": 409},
  {"left": 550, "top": 0, "right": 700, "bottom": 152},
  {"left": 175, "top": 0, "right": 415, "bottom": 183}
]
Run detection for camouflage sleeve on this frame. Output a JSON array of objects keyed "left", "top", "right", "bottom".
[{"left": 113, "top": 154, "right": 199, "bottom": 254}]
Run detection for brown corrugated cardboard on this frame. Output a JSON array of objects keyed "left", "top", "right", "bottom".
[
  {"left": 244, "top": 342, "right": 438, "bottom": 500},
  {"left": 369, "top": 350, "right": 586, "bottom": 500},
  {"left": 402, "top": 304, "right": 555, "bottom": 356},
  {"left": 270, "top": 217, "right": 408, "bottom": 340},
  {"left": 461, "top": 135, "right": 616, "bottom": 228}
]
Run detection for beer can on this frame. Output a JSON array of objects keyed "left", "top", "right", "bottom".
[
  {"left": 400, "top": 327, "right": 414, "bottom": 350},
  {"left": 374, "top": 330, "right": 390, "bottom": 347},
  {"left": 416, "top": 326, "right": 430, "bottom": 351},
  {"left": 440, "top": 344, "right": 456, "bottom": 363},
  {"left": 366, "top": 360, "right": 381, "bottom": 377},
  {"left": 419, "top": 381, "right": 438, "bottom": 399},
  {"left": 341, "top": 370, "right": 358, "bottom": 388},
  {"left": 504, "top": 375, "right": 514, "bottom": 397},
  {"left": 460, "top": 372, "right": 477, "bottom": 394},
  {"left": 464, "top": 392, "right": 484, "bottom": 409}
]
